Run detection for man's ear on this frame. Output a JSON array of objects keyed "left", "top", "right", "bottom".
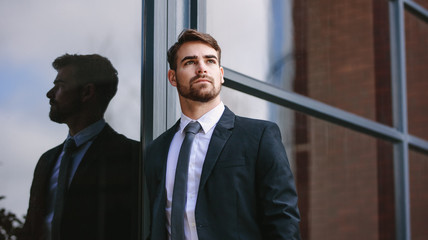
[
  {"left": 81, "top": 83, "right": 96, "bottom": 102},
  {"left": 168, "top": 69, "right": 177, "bottom": 87},
  {"left": 220, "top": 66, "right": 225, "bottom": 84}
]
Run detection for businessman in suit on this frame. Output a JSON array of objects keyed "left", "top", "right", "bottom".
[
  {"left": 20, "top": 54, "right": 139, "bottom": 240},
  {"left": 145, "top": 29, "right": 301, "bottom": 240}
]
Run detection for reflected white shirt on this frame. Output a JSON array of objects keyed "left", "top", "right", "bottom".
[{"left": 165, "top": 102, "right": 225, "bottom": 240}]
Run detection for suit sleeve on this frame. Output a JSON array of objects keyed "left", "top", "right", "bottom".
[{"left": 256, "top": 123, "right": 301, "bottom": 240}]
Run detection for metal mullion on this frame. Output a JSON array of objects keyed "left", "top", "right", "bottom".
[
  {"left": 390, "top": 0, "right": 411, "bottom": 239},
  {"left": 142, "top": 0, "right": 169, "bottom": 239},
  {"left": 409, "top": 135, "right": 428, "bottom": 154},
  {"left": 223, "top": 67, "right": 403, "bottom": 143},
  {"left": 404, "top": 0, "right": 428, "bottom": 22},
  {"left": 141, "top": 0, "right": 155, "bottom": 238},
  {"left": 196, "top": 0, "right": 207, "bottom": 32},
  {"left": 152, "top": 0, "right": 168, "bottom": 138},
  {"left": 190, "top": 0, "right": 198, "bottom": 29},
  {"left": 166, "top": 0, "right": 180, "bottom": 129}
]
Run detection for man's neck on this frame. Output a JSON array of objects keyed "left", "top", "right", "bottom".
[
  {"left": 179, "top": 97, "right": 221, "bottom": 120},
  {"left": 66, "top": 115, "right": 103, "bottom": 136}
]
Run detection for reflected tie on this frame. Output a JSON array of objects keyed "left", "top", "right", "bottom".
[
  {"left": 171, "top": 121, "right": 202, "bottom": 240},
  {"left": 51, "top": 138, "right": 77, "bottom": 240}
]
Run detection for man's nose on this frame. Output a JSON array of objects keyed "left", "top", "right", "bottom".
[
  {"left": 196, "top": 62, "right": 207, "bottom": 74},
  {"left": 46, "top": 87, "right": 54, "bottom": 99}
]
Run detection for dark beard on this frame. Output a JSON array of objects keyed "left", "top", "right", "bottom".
[
  {"left": 176, "top": 75, "right": 221, "bottom": 102},
  {"left": 48, "top": 99, "right": 81, "bottom": 123},
  {"left": 49, "top": 110, "right": 65, "bottom": 123}
]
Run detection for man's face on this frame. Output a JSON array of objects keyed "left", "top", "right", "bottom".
[
  {"left": 169, "top": 41, "right": 224, "bottom": 103},
  {"left": 46, "top": 65, "right": 82, "bottom": 123}
]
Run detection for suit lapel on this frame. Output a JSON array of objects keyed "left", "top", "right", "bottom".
[
  {"left": 41, "top": 145, "right": 63, "bottom": 177},
  {"left": 38, "top": 145, "right": 62, "bottom": 190},
  {"left": 199, "top": 107, "right": 235, "bottom": 189}
]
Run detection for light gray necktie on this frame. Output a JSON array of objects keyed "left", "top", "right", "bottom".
[{"left": 171, "top": 121, "right": 202, "bottom": 240}]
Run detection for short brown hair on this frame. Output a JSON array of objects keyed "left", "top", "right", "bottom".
[
  {"left": 167, "top": 29, "right": 222, "bottom": 70},
  {"left": 52, "top": 53, "right": 118, "bottom": 113}
]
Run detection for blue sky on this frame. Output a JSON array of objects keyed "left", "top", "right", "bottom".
[{"left": 0, "top": 0, "right": 141, "bottom": 217}]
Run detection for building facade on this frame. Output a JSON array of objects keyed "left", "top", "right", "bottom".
[{"left": 142, "top": 0, "right": 428, "bottom": 240}]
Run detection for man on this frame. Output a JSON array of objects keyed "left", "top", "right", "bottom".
[
  {"left": 20, "top": 54, "right": 139, "bottom": 240},
  {"left": 145, "top": 29, "right": 300, "bottom": 240}
]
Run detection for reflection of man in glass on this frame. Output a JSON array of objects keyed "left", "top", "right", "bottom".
[
  {"left": 145, "top": 29, "right": 301, "bottom": 240},
  {"left": 20, "top": 54, "right": 139, "bottom": 240}
]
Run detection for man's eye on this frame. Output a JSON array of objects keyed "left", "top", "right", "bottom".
[
  {"left": 207, "top": 59, "right": 216, "bottom": 64},
  {"left": 184, "top": 61, "right": 195, "bottom": 65}
]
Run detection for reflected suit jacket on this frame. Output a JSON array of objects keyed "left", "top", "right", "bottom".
[
  {"left": 145, "top": 107, "right": 301, "bottom": 240},
  {"left": 20, "top": 124, "right": 139, "bottom": 240}
]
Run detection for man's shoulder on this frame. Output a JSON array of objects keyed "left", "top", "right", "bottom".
[
  {"left": 97, "top": 124, "right": 139, "bottom": 146},
  {"left": 147, "top": 124, "right": 177, "bottom": 149},
  {"left": 235, "top": 115, "right": 274, "bottom": 124},
  {"left": 223, "top": 106, "right": 276, "bottom": 126},
  {"left": 234, "top": 114, "right": 278, "bottom": 130},
  {"left": 34, "top": 144, "right": 62, "bottom": 172},
  {"left": 41, "top": 144, "right": 63, "bottom": 158},
  {"left": 88, "top": 125, "right": 139, "bottom": 165}
]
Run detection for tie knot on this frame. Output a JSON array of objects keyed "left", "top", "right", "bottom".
[
  {"left": 184, "top": 121, "right": 201, "bottom": 135},
  {"left": 63, "top": 138, "right": 77, "bottom": 153}
]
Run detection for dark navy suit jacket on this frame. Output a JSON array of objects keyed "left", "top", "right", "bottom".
[
  {"left": 20, "top": 124, "right": 139, "bottom": 240},
  {"left": 145, "top": 107, "right": 301, "bottom": 240}
]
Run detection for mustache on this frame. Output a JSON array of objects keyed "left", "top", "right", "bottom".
[{"left": 190, "top": 74, "right": 214, "bottom": 84}]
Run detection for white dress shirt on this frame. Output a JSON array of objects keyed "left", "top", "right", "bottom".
[{"left": 165, "top": 102, "right": 225, "bottom": 240}]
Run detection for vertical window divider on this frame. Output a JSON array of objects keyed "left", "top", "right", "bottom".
[{"left": 389, "top": 0, "right": 411, "bottom": 239}]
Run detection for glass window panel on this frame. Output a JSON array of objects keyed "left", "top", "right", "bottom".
[
  {"left": 0, "top": 0, "right": 141, "bottom": 228},
  {"left": 221, "top": 86, "right": 395, "bottom": 240},
  {"left": 409, "top": 149, "right": 428, "bottom": 240},
  {"left": 405, "top": 10, "right": 428, "bottom": 140},
  {"left": 207, "top": 0, "right": 392, "bottom": 125}
]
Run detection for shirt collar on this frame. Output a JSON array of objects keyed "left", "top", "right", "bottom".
[
  {"left": 66, "top": 119, "right": 106, "bottom": 147},
  {"left": 180, "top": 102, "right": 225, "bottom": 134}
]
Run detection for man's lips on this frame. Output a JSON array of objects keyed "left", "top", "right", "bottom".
[
  {"left": 190, "top": 74, "right": 213, "bottom": 84},
  {"left": 193, "top": 78, "right": 210, "bottom": 83}
]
